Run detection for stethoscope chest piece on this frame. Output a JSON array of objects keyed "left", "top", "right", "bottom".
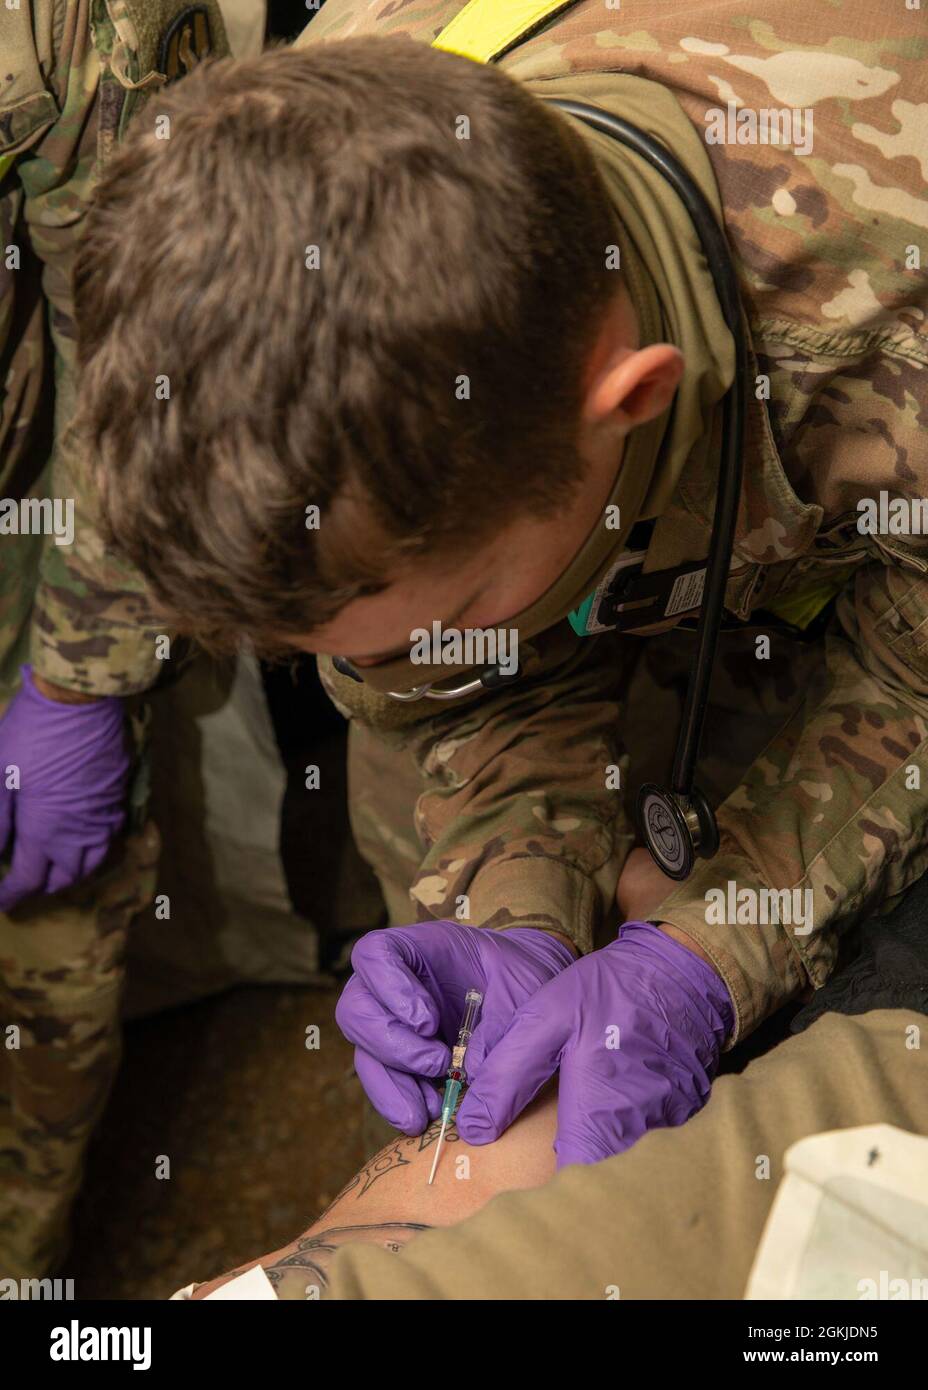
[{"left": 637, "top": 783, "right": 720, "bottom": 881}]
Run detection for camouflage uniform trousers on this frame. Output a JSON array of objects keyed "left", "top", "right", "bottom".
[
  {"left": 0, "top": 696, "right": 158, "bottom": 1280},
  {"left": 347, "top": 622, "right": 829, "bottom": 943}
]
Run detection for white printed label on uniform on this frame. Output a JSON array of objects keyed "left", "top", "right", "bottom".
[
  {"left": 584, "top": 552, "right": 648, "bottom": 634},
  {"left": 664, "top": 568, "right": 706, "bottom": 617}
]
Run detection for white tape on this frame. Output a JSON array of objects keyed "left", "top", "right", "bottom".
[{"left": 205, "top": 1265, "right": 279, "bottom": 1301}]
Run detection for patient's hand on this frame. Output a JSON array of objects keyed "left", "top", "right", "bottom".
[{"left": 191, "top": 1081, "right": 558, "bottom": 1299}]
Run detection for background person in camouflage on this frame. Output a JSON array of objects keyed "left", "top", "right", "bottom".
[
  {"left": 0, "top": 0, "right": 240, "bottom": 1278},
  {"left": 41, "top": 0, "right": 928, "bottom": 1170}
]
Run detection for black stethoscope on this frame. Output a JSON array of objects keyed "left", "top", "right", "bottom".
[{"left": 337, "top": 100, "right": 749, "bottom": 884}]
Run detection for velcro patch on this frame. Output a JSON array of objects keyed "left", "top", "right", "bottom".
[{"left": 159, "top": 6, "right": 214, "bottom": 84}]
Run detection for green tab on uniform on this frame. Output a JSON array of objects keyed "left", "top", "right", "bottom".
[
  {"left": 159, "top": 6, "right": 215, "bottom": 83},
  {"left": 568, "top": 594, "right": 596, "bottom": 636}
]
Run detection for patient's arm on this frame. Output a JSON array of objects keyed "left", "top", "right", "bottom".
[{"left": 191, "top": 1082, "right": 557, "bottom": 1299}]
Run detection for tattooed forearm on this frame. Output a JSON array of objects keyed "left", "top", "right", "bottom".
[
  {"left": 187, "top": 1081, "right": 557, "bottom": 1302},
  {"left": 190, "top": 1119, "right": 461, "bottom": 1299},
  {"left": 315, "top": 1117, "right": 460, "bottom": 1221}
]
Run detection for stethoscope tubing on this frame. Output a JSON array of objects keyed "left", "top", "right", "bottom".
[{"left": 541, "top": 99, "right": 748, "bottom": 802}]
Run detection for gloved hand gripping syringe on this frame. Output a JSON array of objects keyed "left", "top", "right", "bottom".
[{"left": 428, "top": 988, "right": 483, "bottom": 1185}]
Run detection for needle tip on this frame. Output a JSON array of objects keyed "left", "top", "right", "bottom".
[{"left": 426, "top": 1117, "right": 448, "bottom": 1186}]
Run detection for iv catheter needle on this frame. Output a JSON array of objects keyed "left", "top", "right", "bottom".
[
  {"left": 426, "top": 988, "right": 483, "bottom": 1187},
  {"left": 427, "top": 1114, "right": 449, "bottom": 1186}
]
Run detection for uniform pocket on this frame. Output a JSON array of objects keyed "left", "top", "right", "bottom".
[{"left": 0, "top": 11, "right": 59, "bottom": 160}]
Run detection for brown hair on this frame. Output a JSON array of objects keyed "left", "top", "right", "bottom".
[{"left": 74, "top": 36, "right": 621, "bottom": 654}]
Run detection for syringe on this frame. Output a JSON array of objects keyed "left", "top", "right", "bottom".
[{"left": 427, "top": 987, "right": 483, "bottom": 1186}]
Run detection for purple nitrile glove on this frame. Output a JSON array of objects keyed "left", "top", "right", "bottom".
[
  {"left": 457, "top": 920, "right": 734, "bottom": 1167},
  {"left": 335, "top": 920, "right": 576, "bottom": 1134},
  {"left": 0, "top": 665, "right": 130, "bottom": 909}
]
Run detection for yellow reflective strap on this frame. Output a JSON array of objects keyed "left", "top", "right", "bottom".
[
  {"left": 765, "top": 565, "right": 856, "bottom": 631},
  {"left": 432, "top": 0, "right": 581, "bottom": 64},
  {"left": 0, "top": 153, "right": 16, "bottom": 185}
]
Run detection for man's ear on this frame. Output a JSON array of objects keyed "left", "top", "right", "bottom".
[{"left": 584, "top": 343, "right": 685, "bottom": 431}]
